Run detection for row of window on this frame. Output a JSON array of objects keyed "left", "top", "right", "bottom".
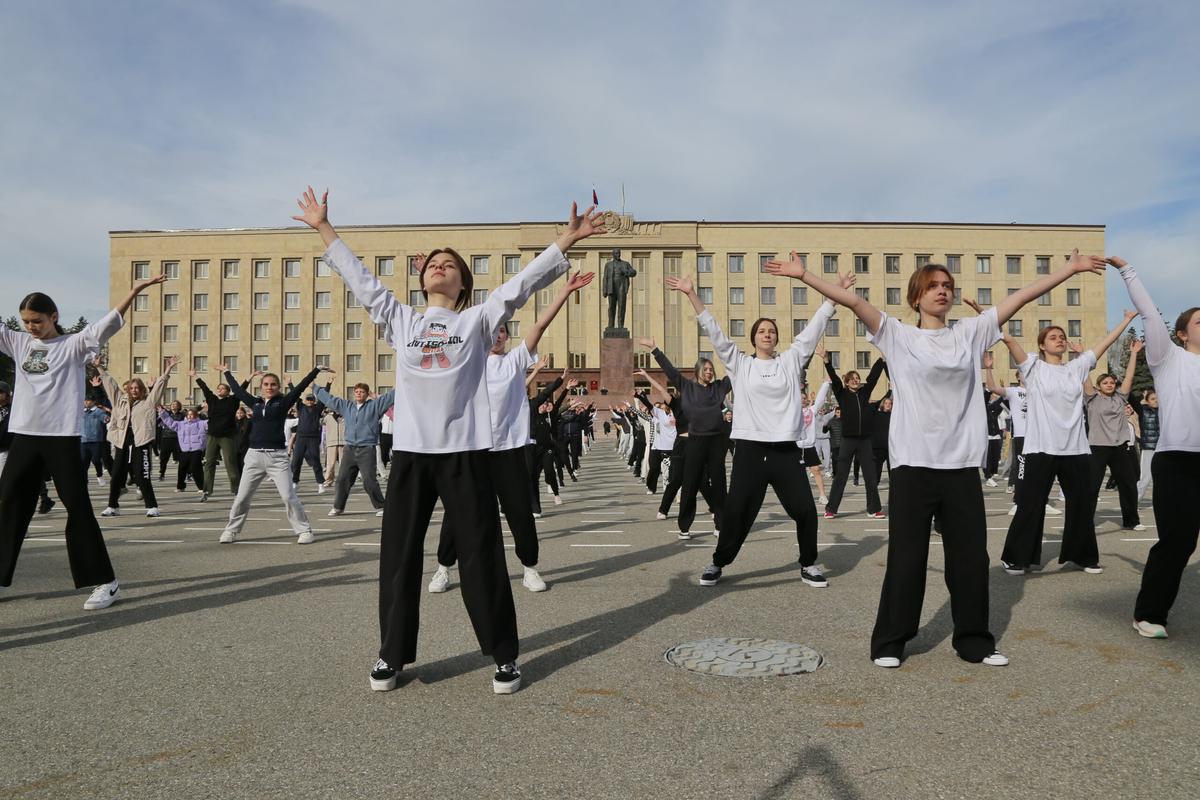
[
  {"left": 132, "top": 353, "right": 399, "bottom": 376},
  {"left": 131, "top": 254, "right": 525, "bottom": 282},
  {"left": 734, "top": 316, "right": 1079, "bottom": 341},
  {"left": 130, "top": 287, "right": 492, "bottom": 312},
  {"left": 694, "top": 253, "right": 1057, "bottom": 275},
  {"left": 705, "top": 285, "right": 1081, "bottom": 307}
]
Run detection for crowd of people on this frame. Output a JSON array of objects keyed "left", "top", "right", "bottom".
[{"left": 1, "top": 190, "right": 1196, "bottom": 693}]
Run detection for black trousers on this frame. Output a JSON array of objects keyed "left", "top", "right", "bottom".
[
  {"left": 177, "top": 450, "right": 204, "bottom": 491},
  {"left": 659, "top": 438, "right": 716, "bottom": 516},
  {"left": 1007, "top": 437, "right": 1025, "bottom": 488},
  {"left": 0, "top": 435, "right": 115, "bottom": 589},
  {"left": 678, "top": 435, "right": 727, "bottom": 534},
  {"left": 535, "top": 445, "right": 560, "bottom": 496},
  {"left": 80, "top": 441, "right": 105, "bottom": 477},
  {"left": 1088, "top": 444, "right": 1140, "bottom": 528},
  {"left": 108, "top": 431, "right": 158, "bottom": 509},
  {"left": 158, "top": 437, "right": 181, "bottom": 478},
  {"left": 825, "top": 435, "right": 882, "bottom": 514},
  {"left": 646, "top": 448, "right": 670, "bottom": 493},
  {"left": 873, "top": 447, "right": 888, "bottom": 484},
  {"left": 870, "top": 466, "right": 995, "bottom": 662},
  {"left": 569, "top": 434, "right": 582, "bottom": 471},
  {"left": 1000, "top": 452, "right": 1092, "bottom": 568},
  {"left": 438, "top": 447, "right": 539, "bottom": 569},
  {"left": 290, "top": 436, "right": 324, "bottom": 484},
  {"left": 984, "top": 439, "right": 1002, "bottom": 479},
  {"left": 525, "top": 445, "right": 543, "bottom": 515},
  {"left": 712, "top": 441, "right": 818, "bottom": 569},
  {"left": 629, "top": 433, "right": 646, "bottom": 477},
  {"left": 1135, "top": 451, "right": 1200, "bottom": 625},
  {"left": 379, "top": 449, "right": 518, "bottom": 668},
  {"left": 379, "top": 433, "right": 393, "bottom": 466}
]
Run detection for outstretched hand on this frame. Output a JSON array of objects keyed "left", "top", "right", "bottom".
[
  {"left": 561, "top": 203, "right": 607, "bottom": 245},
  {"left": 636, "top": 337, "right": 656, "bottom": 350},
  {"left": 664, "top": 275, "right": 695, "bottom": 295},
  {"left": 561, "top": 270, "right": 595, "bottom": 294},
  {"left": 1123, "top": 309, "right": 1138, "bottom": 322},
  {"left": 1067, "top": 248, "right": 1107, "bottom": 276},
  {"left": 134, "top": 274, "right": 168, "bottom": 292},
  {"left": 763, "top": 251, "right": 807, "bottom": 279},
  {"left": 1105, "top": 256, "right": 1129, "bottom": 269},
  {"left": 292, "top": 186, "right": 329, "bottom": 229},
  {"left": 982, "top": 351, "right": 994, "bottom": 369},
  {"left": 963, "top": 298, "right": 985, "bottom": 315},
  {"left": 837, "top": 270, "right": 857, "bottom": 290},
  {"left": 1130, "top": 338, "right": 1144, "bottom": 355}
]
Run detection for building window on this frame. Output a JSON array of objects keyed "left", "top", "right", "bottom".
[
  {"left": 727, "top": 254, "right": 744, "bottom": 273},
  {"left": 506, "top": 321, "right": 520, "bottom": 337},
  {"left": 1008, "top": 319, "right": 1023, "bottom": 337},
  {"left": 698, "top": 351, "right": 712, "bottom": 363},
  {"left": 855, "top": 319, "right": 867, "bottom": 337},
  {"left": 570, "top": 352, "right": 587, "bottom": 369},
  {"left": 315, "top": 257, "right": 330, "bottom": 277},
  {"left": 854, "top": 255, "right": 869, "bottom": 274},
  {"left": 408, "top": 255, "right": 422, "bottom": 275},
  {"left": 133, "top": 296, "right": 149, "bottom": 312},
  {"left": 163, "top": 293, "right": 179, "bottom": 311},
  {"left": 192, "top": 260, "right": 209, "bottom": 280},
  {"left": 916, "top": 254, "right": 932, "bottom": 268},
  {"left": 855, "top": 287, "right": 870, "bottom": 301},
  {"left": 1067, "top": 288, "right": 1081, "bottom": 306},
  {"left": 729, "top": 287, "right": 745, "bottom": 305},
  {"left": 346, "top": 322, "right": 362, "bottom": 340},
  {"left": 314, "top": 354, "right": 330, "bottom": 368},
  {"left": 953, "top": 288, "right": 962, "bottom": 305},
  {"left": 254, "top": 292, "right": 269, "bottom": 310},
  {"left": 254, "top": 355, "right": 269, "bottom": 371},
  {"left": 346, "top": 290, "right": 361, "bottom": 308},
  {"left": 192, "top": 293, "right": 208, "bottom": 311},
  {"left": 408, "top": 290, "right": 426, "bottom": 307},
  {"left": 315, "top": 291, "right": 331, "bottom": 308},
  {"left": 315, "top": 323, "right": 331, "bottom": 340},
  {"left": 285, "top": 292, "right": 300, "bottom": 309},
  {"left": 886, "top": 287, "right": 901, "bottom": 305},
  {"left": 162, "top": 324, "right": 178, "bottom": 342},
  {"left": 946, "top": 254, "right": 961, "bottom": 274},
  {"left": 254, "top": 260, "right": 270, "bottom": 278},
  {"left": 1039, "top": 319, "right": 1053, "bottom": 330},
  {"left": 284, "top": 323, "right": 300, "bottom": 340},
  {"left": 163, "top": 261, "right": 179, "bottom": 280},
  {"left": 253, "top": 324, "right": 269, "bottom": 341},
  {"left": 828, "top": 351, "right": 840, "bottom": 370},
  {"left": 192, "top": 324, "right": 208, "bottom": 342},
  {"left": 977, "top": 288, "right": 992, "bottom": 305},
  {"left": 730, "top": 319, "right": 745, "bottom": 337},
  {"left": 822, "top": 254, "right": 838, "bottom": 274},
  {"left": 792, "top": 286, "right": 808, "bottom": 305},
  {"left": 1038, "top": 292, "right": 1052, "bottom": 306},
  {"left": 758, "top": 254, "right": 775, "bottom": 272},
  {"left": 826, "top": 319, "right": 839, "bottom": 337},
  {"left": 760, "top": 287, "right": 776, "bottom": 305},
  {"left": 1007, "top": 288, "right": 1019, "bottom": 297},
  {"left": 284, "top": 355, "right": 300, "bottom": 373},
  {"left": 285, "top": 259, "right": 301, "bottom": 278},
  {"left": 377, "top": 354, "right": 394, "bottom": 371},
  {"left": 224, "top": 356, "right": 237, "bottom": 373},
  {"left": 223, "top": 292, "right": 239, "bottom": 310},
  {"left": 885, "top": 255, "right": 900, "bottom": 274},
  {"left": 856, "top": 351, "right": 872, "bottom": 370},
  {"left": 376, "top": 323, "right": 388, "bottom": 340},
  {"left": 792, "top": 319, "right": 809, "bottom": 337},
  {"left": 1007, "top": 256, "right": 1021, "bottom": 275},
  {"left": 471, "top": 255, "right": 489, "bottom": 274},
  {"left": 133, "top": 261, "right": 150, "bottom": 280},
  {"left": 133, "top": 325, "right": 148, "bottom": 342},
  {"left": 223, "top": 324, "right": 238, "bottom": 341},
  {"left": 472, "top": 289, "right": 488, "bottom": 305},
  {"left": 222, "top": 260, "right": 239, "bottom": 279},
  {"left": 133, "top": 357, "right": 148, "bottom": 374},
  {"left": 977, "top": 256, "right": 991, "bottom": 274},
  {"left": 697, "top": 254, "right": 713, "bottom": 273},
  {"left": 377, "top": 257, "right": 394, "bottom": 276},
  {"left": 1036, "top": 256, "right": 1050, "bottom": 275},
  {"left": 346, "top": 354, "right": 362, "bottom": 372},
  {"left": 504, "top": 255, "right": 520, "bottom": 274},
  {"left": 1068, "top": 320, "right": 1082, "bottom": 337}
]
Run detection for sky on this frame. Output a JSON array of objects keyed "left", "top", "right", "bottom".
[{"left": 2, "top": 0, "right": 1198, "bottom": 331}]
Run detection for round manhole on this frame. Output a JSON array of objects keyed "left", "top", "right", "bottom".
[{"left": 664, "top": 637, "right": 823, "bottom": 677}]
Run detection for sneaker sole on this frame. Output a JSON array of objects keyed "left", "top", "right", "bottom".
[
  {"left": 428, "top": 582, "right": 449, "bottom": 594},
  {"left": 801, "top": 578, "right": 829, "bottom": 588},
  {"left": 370, "top": 675, "right": 397, "bottom": 692},
  {"left": 84, "top": 592, "right": 120, "bottom": 610},
  {"left": 699, "top": 578, "right": 720, "bottom": 586},
  {"left": 677, "top": 533, "right": 692, "bottom": 540},
  {"left": 493, "top": 676, "right": 522, "bottom": 695},
  {"left": 523, "top": 582, "right": 548, "bottom": 593},
  {"left": 873, "top": 657, "right": 900, "bottom": 668},
  {"left": 1133, "top": 620, "right": 1168, "bottom": 639}
]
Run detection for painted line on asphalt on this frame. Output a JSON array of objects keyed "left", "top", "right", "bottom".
[
  {"left": 277, "top": 528, "right": 331, "bottom": 532},
  {"left": 344, "top": 542, "right": 381, "bottom": 547},
  {"left": 185, "top": 527, "right": 226, "bottom": 531},
  {"left": 570, "top": 530, "right": 625, "bottom": 533},
  {"left": 233, "top": 541, "right": 293, "bottom": 546},
  {"left": 125, "top": 539, "right": 184, "bottom": 544},
  {"left": 1122, "top": 538, "right": 1158, "bottom": 542},
  {"left": 685, "top": 544, "right": 710, "bottom": 548},
  {"left": 570, "top": 543, "right": 631, "bottom": 548},
  {"left": 26, "top": 536, "right": 65, "bottom": 542},
  {"left": 27, "top": 525, "right": 53, "bottom": 529},
  {"left": 817, "top": 542, "right": 859, "bottom": 546}
]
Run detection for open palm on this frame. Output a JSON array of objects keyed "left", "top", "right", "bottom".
[{"left": 292, "top": 186, "right": 328, "bottom": 229}]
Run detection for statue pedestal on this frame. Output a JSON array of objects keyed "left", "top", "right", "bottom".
[{"left": 599, "top": 336, "right": 634, "bottom": 413}]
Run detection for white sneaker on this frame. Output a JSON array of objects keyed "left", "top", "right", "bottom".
[
  {"left": 1133, "top": 620, "right": 1167, "bottom": 639},
  {"left": 553, "top": 495, "right": 563, "bottom": 506},
  {"left": 818, "top": 495, "right": 828, "bottom": 505},
  {"left": 84, "top": 580, "right": 120, "bottom": 610},
  {"left": 1132, "top": 523, "right": 1147, "bottom": 532},
  {"left": 327, "top": 508, "right": 343, "bottom": 517},
  {"left": 1008, "top": 505, "right": 1017, "bottom": 517},
  {"left": 96, "top": 476, "right": 107, "bottom": 486},
  {"left": 219, "top": 530, "right": 237, "bottom": 544},
  {"left": 297, "top": 531, "right": 314, "bottom": 545},
  {"left": 522, "top": 567, "right": 548, "bottom": 592},
  {"left": 317, "top": 484, "right": 326, "bottom": 495},
  {"left": 292, "top": 482, "right": 299, "bottom": 491},
  {"left": 985, "top": 478, "right": 998, "bottom": 488},
  {"left": 873, "top": 656, "right": 900, "bottom": 668},
  {"left": 145, "top": 507, "right": 160, "bottom": 517},
  {"left": 1044, "top": 504, "right": 1062, "bottom": 516},
  {"left": 982, "top": 652, "right": 1009, "bottom": 666},
  {"left": 100, "top": 507, "right": 120, "bottom": 517},
  {"left": 533, "top": 512, "right": 543, "bottom": 519},
  {"left": 646, "top": 490, "right": 654, "bottom": 495},
  {"left": 376, "top": 509, "right": 385, "bottom": 517},
  {"left": 428, "top": 566, "right": 450, "bottom": 593},
  {"left": 655, "top": 512, "right": 668, "bottom": 520},
  {"left": 1005, "top": 485, "right": 1014, "bottom": 494}
]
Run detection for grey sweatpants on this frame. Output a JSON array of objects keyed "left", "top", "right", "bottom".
[
  {"left": 223, "top": 449, "right": 312, "bottom": 537},
  {"left": 333, "top": 445, "right": 386, "bottom": 511}
]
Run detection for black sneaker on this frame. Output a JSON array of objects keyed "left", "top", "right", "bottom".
[
  {"left": 699, "top": 564, "right": 722, "bottom": 586},
  {"left": 1000, "top": 560, "right": 1027, "bottom": 576},
  {"left": 37, "top": 497, "right": 54, "bottom": 515},
  {"left": 493, "top": 661, "right": 522, "bottom": 694},
  {"left": 800, "top": 566, "right": 829, "bottom": 588},
  {"left": 370, "top": 658, "right": 397, "bottom": 692}
]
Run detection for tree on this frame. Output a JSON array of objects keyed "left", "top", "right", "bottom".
[{"left": 1112, "top": 328, "right": 1155, "bottom": 400}]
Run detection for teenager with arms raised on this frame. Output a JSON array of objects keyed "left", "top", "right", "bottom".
[
  {"left": 294, "top": 187, "right": 604, "bottom": 694},
  {"left": 766, "top": 247, "right": 1108, "bottom": 667},
  {"left": 0, "top": 276, "right": 165, "bottom": 608},
  {"left": 1108, "top": 257, "right": 1200, "bottom": 639},
  {"left": 97, "top": 356, "right": 178, "bottom": 518},
  {"left": 1083, "top": 340, "right": 1144, "bottom": 531}
]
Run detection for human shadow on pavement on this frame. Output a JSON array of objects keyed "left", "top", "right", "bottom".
[{"left": 759, "top": 744, "right": 863, "bottom": 800}]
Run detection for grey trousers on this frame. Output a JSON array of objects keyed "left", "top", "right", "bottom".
[
  {"left": 223, "top": 449, "right": 312, "bottom": 537},
  {"left": 333, "top": 445, "right": 386, "bottom": 511}
]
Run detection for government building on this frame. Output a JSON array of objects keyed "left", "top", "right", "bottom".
[{"left": 108, "top": 216, "right": 1107, "bottom": 406}]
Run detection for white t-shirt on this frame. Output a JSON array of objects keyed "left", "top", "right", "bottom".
[
  {"left": 866, "top": 308, "right": 1001, "bottom": 469},
  {"left": 487, "top": 342, "right": 536, "bottom": 452},
  {"left": 284, "top": 417, "right": 299, "bottom": 443},
  {"left": 1018, "top": 350, "right": 1096, "bottom": 456},
  {"left": 0, "top": 310, "right": 123, "bottom": 437},
  {"left": 652, "top": 407, "right": 677, "bottom": 451},
  {"left": 1004, "top": 386, "right": 1028, "bottom": 438},
  {"left": 324, "top": 238, "right": 567, "bottom": 454},
  {"left": 798, "top": 380, "right": 834, "bottom": 448}
]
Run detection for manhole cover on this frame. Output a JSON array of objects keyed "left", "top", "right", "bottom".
[{"left": 664, "top": 637, "right": 823, "bottom": 677}]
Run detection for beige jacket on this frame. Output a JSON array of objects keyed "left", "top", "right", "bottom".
[
  {"left": 104, "top": 372, "right": 170, "bottom": 448},
  {"left": 323, "top": 413, "right": 345, "bottom": 447}
]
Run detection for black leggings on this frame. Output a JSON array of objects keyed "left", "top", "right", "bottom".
[
  {"left": 1134, "top": 451, "right": 1200, "bottom": 625},
  {"left": 439, "top": 447, "right": 539, "bottom": 568},
  {"left": 678, "top": 435, "right": 727, "bottom": 534},
  {"left": 646, "top": 448, "right": 671, "bottom": 493},
  {"left": 177, "top": 449, "right": 204, "bottom": 491},
  {"left": 1088, "top": 444, "right": 1140, "bottom": 528},
  {"left": 659, "top": 438, "right": 717, "bottom": 517},
  {"left": 158, "top": 437, "right": 181, "bottom": 479},
  {"left": 826, "top": 435, "right": 882, "bottom": 514},
  {"left": 108, "top": 430, "right": 158, "bottom": 509}
]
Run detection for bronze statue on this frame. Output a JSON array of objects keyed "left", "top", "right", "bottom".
[{"left": 602, "top": 249, "right": 637, "bottom": 335}]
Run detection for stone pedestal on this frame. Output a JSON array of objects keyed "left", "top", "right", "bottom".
[{"left": 599, "top": 335, "right": 634, "bottom": 413}]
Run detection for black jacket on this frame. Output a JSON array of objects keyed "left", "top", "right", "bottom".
[
  {"left": 825, "top": 359, "right": 886, "bottom": 438},
  {"left": 227, "top": 368, "right": 320, "bottom": 450},
  {"left": 651, "top": 348, "right": 730, "bottom": 437}
]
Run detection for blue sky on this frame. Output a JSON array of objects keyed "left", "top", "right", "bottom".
[{"left": 2, "top": 0, "right": 1197, "bottom": 331}]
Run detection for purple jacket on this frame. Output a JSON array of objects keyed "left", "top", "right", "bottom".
[{"left": 158, "top": 411, "right": 208, "bottom": 452}]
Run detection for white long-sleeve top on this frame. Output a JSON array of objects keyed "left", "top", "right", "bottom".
[
  {"left": 652, "top": 407, "right": 677, "bottom": 451},
  {"left": 487, "top": 342, "right": 537, "bottom": 452},
  {"left": 798, "top": 380, "right": 834, "bottom": 448},
  {"left": 0, "top": 310, "right": 123, "bottom": 437},
  {"left": 1120, "top": 265, "right": 1200, "bottom": 452},
  {"left": 323, "top": 238, "right": 568, "bottom": 453},
  {"left": 698, "top": 300, "right": 836, "bottom": 442}
]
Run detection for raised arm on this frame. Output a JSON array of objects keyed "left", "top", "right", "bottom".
[
  {"left": 813, "top": 380, "right": 833, "bottom": 410},
  {"left": 313, "top": 385, "right": 353, "bottom": 416},
  {"left": 995, "top": 249, "right": 1107, "bottom": 326},
  {"left": 157, "top": 409, "right": 182, "bottom": 432},
  {"left": 981, "top": 352, "right": 1005, "bottom": 396},
  {"left": 533, "top": 374, "right": 563, "bottom": 405},
  {"left": 147, "top": 357, "right": 176, "bottom": 407},
  {"left": 524, "top": 271, "right": 595, "bottom": 352},
  {"left": 863, "top": 357, "right": 887, "bottom": 395},
  {"left": 1000, "top": 332, "right": 1030, "bottom": 367},
  {"left": 112, "top": 274, "right": 169, "bottom": 319},
  {"left": 823, "top": 356, "right": 844, "bottom": 394},
  {"left": 1120, "top": 339, "right": 1142, "bottom": 397},
  {"left": 1088, "top": 310, "right": 1138, "bottom": 364},
  {"left": 765, "top": 252, "right": 883, "bottom": 334},
  {"left": 635, "top": 368, "right": 671, "bottom": 404},
  {"left": 525, "top": 355, "right": 549, "bottom": 388},
  {"left": 193, "top": 370, "right": 217, "bottom": 404},
  {"left": 1109, "top": 258, "right": 1174, "bottom": 367},
  {"left": 282, "top": 367, "right": 327, "bottom": 409},
  {"left": 223, "top": 368, "right": 258, "bottom": 407},
  {"left": 641, "top": 337, "right": 685, "bottom": 389}
]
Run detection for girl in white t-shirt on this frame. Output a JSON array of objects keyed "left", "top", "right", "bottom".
[
  {"left": 0, "top": 276, "right": 166, "bottom": 610},
  {"left": 293, "top": 187, "right": 604, "bottom": 695},
  {"left": 1108, "top": 258, "right": 1200, "bottom": 639},
  {"left": 766, "top": 248, "right": 1107, "bottom": 668},
  {"left": 998, "top": 315, "right": 1136, "bottom": 575}
]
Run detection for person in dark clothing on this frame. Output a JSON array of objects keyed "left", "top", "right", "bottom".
[
  {"left": 982, "top": 388, "right": 1005, "bottom": 484},
  {"left": 823, "top": 356, "right": 887, "bottom": 518},
  {"left": 871, "top": 395, "right": 892, "bottom": 483},
  {"left": 526, "top": 369, "right": 563, "bottom": 515},
  {"left": 289, "top": 385, "right": 331, "bottom": 491},
  {"left": 234, "top": 406, "right": 251, "bottom": 472},
  {"left": 192, "top": 367, "right": 251, "bottom": 499}
]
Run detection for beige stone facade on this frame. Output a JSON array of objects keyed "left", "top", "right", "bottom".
[{"left": 109, "top": 218, "right": 1106, "bottom": 405}]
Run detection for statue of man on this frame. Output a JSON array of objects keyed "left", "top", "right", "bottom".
[{"left": 602, "top": 249, "right": 637, "bottom": 332}]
